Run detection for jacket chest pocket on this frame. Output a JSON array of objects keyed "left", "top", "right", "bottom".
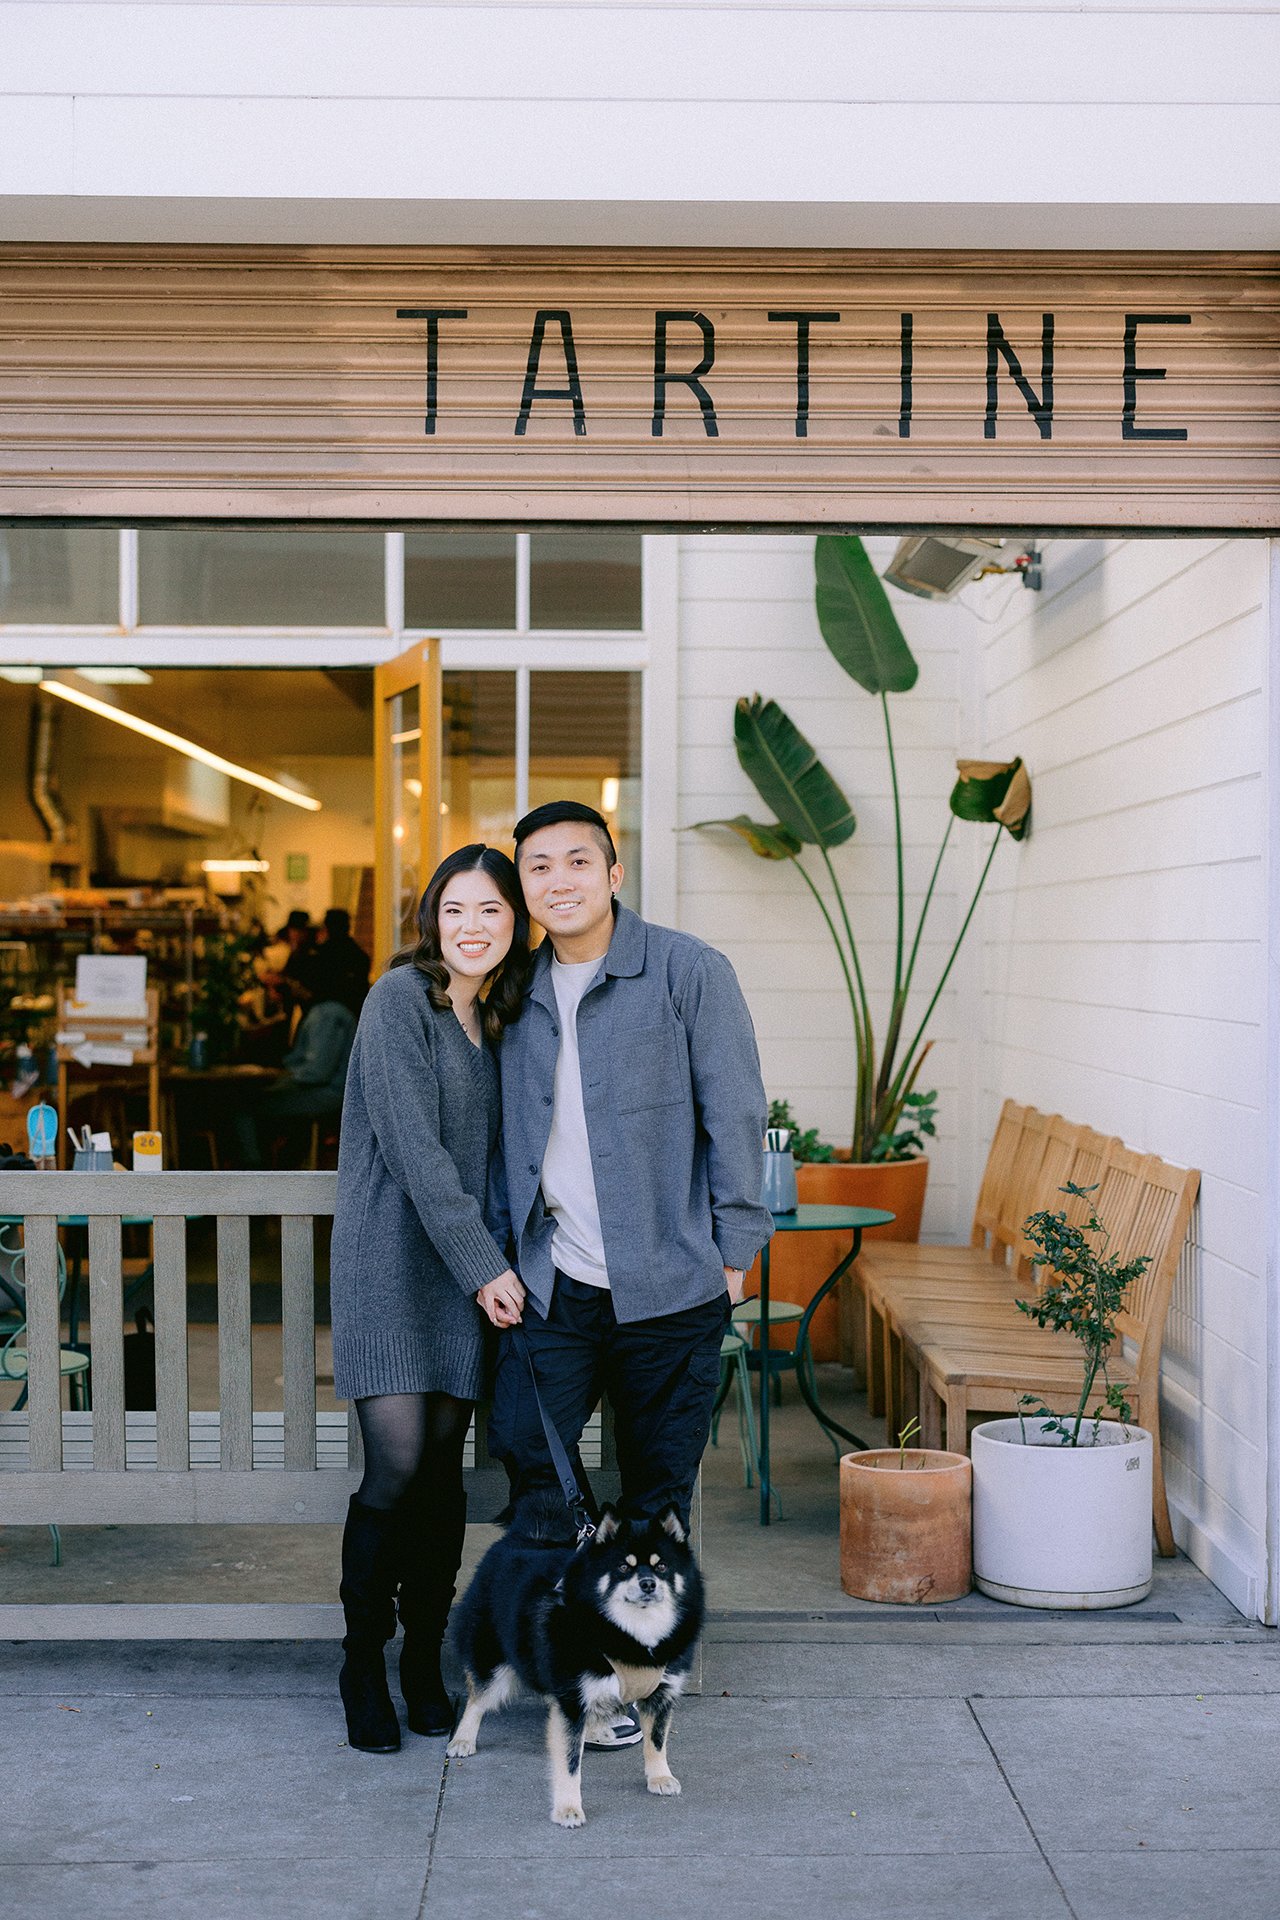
[{"left": 611, "top": 1022, "right": 685, "bottom": 1113}]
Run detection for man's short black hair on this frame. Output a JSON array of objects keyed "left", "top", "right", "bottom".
[
  {"left": 513, "top": 800, "right": 617, "bottom": 867},
  {"left": 324, "top": 907, "right": 351, "bottom": 938}
]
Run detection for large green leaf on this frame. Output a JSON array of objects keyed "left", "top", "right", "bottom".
[
  {"left": 734, "top": 696, "right": 856, "bottom": 849},
  {"left": 814, "top": 535, "right": 919, "bottom": 695},
  {"left": 950, "top": 757, "right": 1032, "bottom": 840},
  {"left": 690, "top": 815, "right": 803, "bottom": 860}
]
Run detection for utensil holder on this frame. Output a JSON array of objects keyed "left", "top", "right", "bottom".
[
  {"left": 72, "top": 1149, "right": 115, "bottom": 1172},
  {"left": 762, "top": 1149, "right": 798, "bottom": 1214}
]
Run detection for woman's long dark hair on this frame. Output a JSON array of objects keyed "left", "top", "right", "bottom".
[{"left": 399, "top": 843, "right": 531, "bottom": 1042}]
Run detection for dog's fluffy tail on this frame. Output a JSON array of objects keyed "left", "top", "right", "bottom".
[{"left": 505, "top": 1488, "right": 580, "bottom": 1546}]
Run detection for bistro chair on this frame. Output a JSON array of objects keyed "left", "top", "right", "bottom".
[
  {"left": 0, "top": 1222, "right": 86, "bottom": 1567},
  {"left": 710, "top": 1327, "right": 756, "bottom": 1477}
]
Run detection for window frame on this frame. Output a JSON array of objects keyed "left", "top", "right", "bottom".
[{"left": 0, "top": 531, "right": 678, "bottom": 923}]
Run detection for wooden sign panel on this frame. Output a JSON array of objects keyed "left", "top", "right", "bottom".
[{"left": 0, "top": 246, "right": 1276, "bottom": 529}]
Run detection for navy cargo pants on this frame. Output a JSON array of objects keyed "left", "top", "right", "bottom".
[{"left": 488, "top": 1271, "right": 731, "bottom": 1532}]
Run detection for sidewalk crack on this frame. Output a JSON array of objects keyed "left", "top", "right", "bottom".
[
  {"left": 965, "top": 1697, "right": 1080, "bottom": 1920},
  {"left": 415, "top": 1753, "right": 452, "bottom": 1918}
]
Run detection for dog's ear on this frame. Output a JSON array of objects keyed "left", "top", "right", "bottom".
[
  {"left": 594, "top": 1505, "right": 621, "bottom": 1544},
  {"left": 658, "top": 1506, "right": 687, "bottom": 1545}
]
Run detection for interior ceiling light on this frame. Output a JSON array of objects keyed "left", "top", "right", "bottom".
[
  {"left": 201, "top": 859, "right": 270, "bottom": 874},
  {"left": 0, "top": 665, "right": 45, "bottom": 683},
  {"left": 39, "top": 677, "right": 322, "bottom": 812},
  {"left": 74, "top": 666, "right": 154, "bottom": 685},
  {"left": 391, "top": 726, "right": 422, "bottom": 746}
]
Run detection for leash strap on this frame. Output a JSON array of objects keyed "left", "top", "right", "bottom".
[{"left": 510, "top": 1323, "right": 596, "bottom": 1544}]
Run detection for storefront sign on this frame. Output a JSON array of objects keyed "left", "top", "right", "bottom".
[{"left": 0, "top": 247, "right": 1275, "bottom": 529}]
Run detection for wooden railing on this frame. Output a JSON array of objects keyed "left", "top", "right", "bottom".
[
  {"left": 1, "top": 1170, "right": 612, "bottom": 1536},
  {"left": 1, "top": 1170, "right": 358, "bottom": 1525}
]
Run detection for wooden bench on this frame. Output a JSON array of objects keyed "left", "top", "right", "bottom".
[{"left": 854, "top": 1104, "right": 1199, "bottom": 1558}]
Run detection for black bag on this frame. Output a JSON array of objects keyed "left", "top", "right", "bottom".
[{"left": 123, "top": 1307, "right": 156, "bottom": 1412}]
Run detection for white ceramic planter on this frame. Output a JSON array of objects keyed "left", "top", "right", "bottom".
[{"left": 971, "top": 1417, "right": 1153, "bottom": 1609}]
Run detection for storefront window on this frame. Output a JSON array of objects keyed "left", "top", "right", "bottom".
[
  {"left": 138, "top": 529, "right": 385, "bottom": 627},
  {"left": 405, "top": 533, "right": 518, "bottom": 630},
  {"left": 442, "top": 671, "right": 517, "bottom": 857},
  {"left": 0, "top": 528, "right": 118, "bottom": 624},
  {"left": 529, "top": 533, "right": 642, "bottom": 630},
  {"left": 528, "top": 671, "right": 642, "bottom": 906}
]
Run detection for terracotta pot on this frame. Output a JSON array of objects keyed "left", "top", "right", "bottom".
[
  {"left": 747, "top": 1156, "right": 929, "bottom": 1363},
  {"left": 840, "top": 1448, "right": 972, "bottom": 1604}
]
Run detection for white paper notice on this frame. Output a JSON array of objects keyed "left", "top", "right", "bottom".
[
  {"left": 74, "top": 954, "right": 148, "bottom": 1017},
  {"left": 72, "top": 1043, "right": 136, "bottom": 1067}
]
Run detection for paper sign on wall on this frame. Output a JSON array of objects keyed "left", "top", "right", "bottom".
[{"left": 74, "top": 954, "right": 148, "bottom": 1017}]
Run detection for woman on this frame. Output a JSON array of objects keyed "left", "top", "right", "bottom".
[{"left": 330, "top": 844, "right": 530, "bottom": 1753}]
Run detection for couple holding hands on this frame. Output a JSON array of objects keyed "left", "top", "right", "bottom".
[{"left": 329, "top": 799, "right": 774, "bottom": 1753}]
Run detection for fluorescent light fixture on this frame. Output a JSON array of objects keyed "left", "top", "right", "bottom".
[
  {"left": 75, "top": 666, "right": 154, "bottom": 685},
  {"left": 39, "top": 677, "right": 322, "bottom": 812},
  {"left": 391, "top": 727, "right": 422, "bottom": 746},
  {"left": 0, "top": 666, "right": 44, "bottom": 683},
  {"left": 201, "top": 859, "right": 270, "bottom": 874},
  {"left": 404, "top": 777, "right": 423, "bottom": 799},
  {"left": 600, "top": 776, "right": 620, "bottom": 813}
]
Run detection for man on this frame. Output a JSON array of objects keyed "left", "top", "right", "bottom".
[
  {"left": 230, "top": 988, "right": 356, "bottom": 1168},
  {"left": 307, "top": 907, "right": 371, "bottom": 1016},
  {"left": 490, "top": 798, "right": 773, "bottom": 1539}
]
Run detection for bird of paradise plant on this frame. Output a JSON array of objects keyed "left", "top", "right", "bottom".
[{"left": 694, "top": 535, "right": 1031, "bottom": 1163}]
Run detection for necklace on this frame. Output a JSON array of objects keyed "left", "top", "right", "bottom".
[{"left": 454, "top": 1000, "right": 482, "bottom": 1044}]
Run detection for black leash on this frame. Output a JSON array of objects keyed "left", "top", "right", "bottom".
[{"left": 510, "top": 1322, "right": 596, "bottom": 1546}]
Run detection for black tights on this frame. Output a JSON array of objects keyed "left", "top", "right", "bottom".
[{"left": 354, "top": 1391, "right": 472, "bottom": 1515}]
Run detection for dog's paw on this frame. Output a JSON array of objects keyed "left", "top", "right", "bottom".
[
  {"left": 551, "top": 1801, "right": 586, "bottom": 1828},
  {"left": 445, "top": 1735, "right": 476, "bottom": 1758},
  {"left": 646, "top": 1771, "right": 682, "bottom": 1797}
]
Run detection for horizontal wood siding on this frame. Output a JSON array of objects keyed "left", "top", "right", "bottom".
[
  {"left": 0, "top": 246, "right": 1275, "bottom": 528},
  {"left": 970, "top": 534, "right": 1270, "bottom": 1616}
]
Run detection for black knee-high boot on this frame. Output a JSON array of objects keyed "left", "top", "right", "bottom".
[
  {"left": 396, "top": 1485, "right": 466, "bottom": 1737},
  {"left": 338, "top": 1496, "right": 402, "bottom": 1753}
]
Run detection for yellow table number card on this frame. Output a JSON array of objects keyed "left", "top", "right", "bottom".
[{"left": 132, "top": 1131, "right": 163, "bottom": 1172}]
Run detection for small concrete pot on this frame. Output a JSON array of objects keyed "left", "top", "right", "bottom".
[
  {"left": 839, "top": 1448, "right": 972, "bottom": 1605},
  {"left": 971, "top": 1417, "right": 1153, "bottom": 1609}
]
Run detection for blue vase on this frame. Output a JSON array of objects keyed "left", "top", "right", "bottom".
[{"left": 762, "top": 1150, "right": 799, "bottom": 1214}]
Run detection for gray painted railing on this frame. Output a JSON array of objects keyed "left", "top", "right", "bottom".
[{"left": 0, "top": 1170, "right": 358, "bottom": 1526}]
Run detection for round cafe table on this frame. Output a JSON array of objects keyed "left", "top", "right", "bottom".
[{"left": 747, "top": 1203, "right": 895, "bottom": 1526}]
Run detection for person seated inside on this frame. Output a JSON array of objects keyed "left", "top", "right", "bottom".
[
  {"left": 307, "top": 907, "right": 371, "bottom": 1016},
  {"left": 228, "top": 989, "right": 356, "bottom": 1168}
]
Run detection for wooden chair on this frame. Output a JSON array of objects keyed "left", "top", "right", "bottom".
[
  {"left": 858, "top": 1101, "right": 1052, "bottom": 1421},
  {"left": 908, "top": 1144, "right": 1199, "bottom": 1557}
]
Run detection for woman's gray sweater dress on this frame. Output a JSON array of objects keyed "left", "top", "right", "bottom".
[{"left": 330, "top": 963, "right": 512, "bottom": 1402}]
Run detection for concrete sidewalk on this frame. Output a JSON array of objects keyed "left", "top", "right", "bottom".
[{"left": 6, "top": 1582, "right": 1280, "bottom": 1920}]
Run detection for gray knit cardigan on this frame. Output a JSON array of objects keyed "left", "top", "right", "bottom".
[{"left": 330, "top": 963, "right": 511, "bottom": 1402}]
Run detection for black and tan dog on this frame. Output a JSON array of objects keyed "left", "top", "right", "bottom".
[{"left": 446, "top": 1498, "right": 705, "bottom": 1828}]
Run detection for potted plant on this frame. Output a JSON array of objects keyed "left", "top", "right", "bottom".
[
  {"left": 840, "top": 1418, "right": 972, "bottom": 1605},
  {"left": 693, "top": 536, "right": 1030, "bottom": 1343},
  {"left": 971, "top": 1183, "right": 1155, "bottom": 1609}
]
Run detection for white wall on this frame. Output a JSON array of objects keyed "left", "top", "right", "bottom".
[
  {"left": 3, "top": 2, "right": 1278, "bottom": 248},
  {"left": 969, "top": 536, "right": 1271, "bottom": 1617},
  {"left": 675, "top": 533, "right": 971, "bottom": 1242},
  {"left": 226, "top": 756, "right": 375, "bottom": 928}
]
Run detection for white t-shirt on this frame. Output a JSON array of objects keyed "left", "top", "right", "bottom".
[{"left": 540, "top": 954, "right": 611, "bottom": 1289}]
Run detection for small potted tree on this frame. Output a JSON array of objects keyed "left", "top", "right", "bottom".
[
  {"left": 840, "top": 1418, "right": 972, "bottom": 1605},
  {"left": 971, "top": 1184, "right": 1155, "bottom": 1609}
]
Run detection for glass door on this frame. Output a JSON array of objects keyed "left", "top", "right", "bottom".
[{"left": 373, "top": 638, "right": 441, "bottom": 972}]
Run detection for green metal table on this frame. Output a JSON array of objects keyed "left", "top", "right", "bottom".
[{"left": 752, "top": 1203, "right": 895, "bottom": 1526}]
